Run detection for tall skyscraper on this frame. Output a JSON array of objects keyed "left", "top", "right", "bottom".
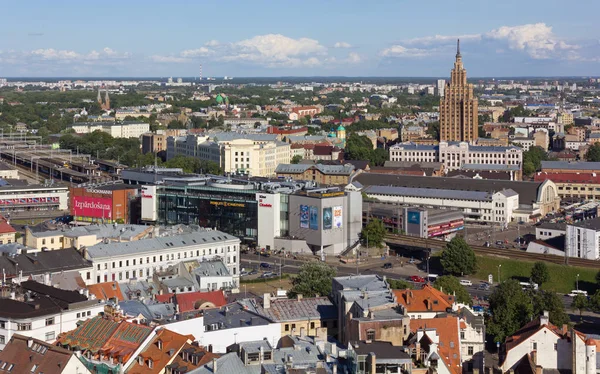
[{"left": 439, "top": 40, "right": 478, "bottom": 142}]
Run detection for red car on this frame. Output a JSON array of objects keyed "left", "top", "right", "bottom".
[{"left": 409, "top": 275, "right": 426, "bottom": 283}]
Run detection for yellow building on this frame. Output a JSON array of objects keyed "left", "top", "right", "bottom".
[
  {"left": 439, "top": 40, "right": 478, "bottom": 142},
  {"left": 275, "top": 163, "right": 357, "bottom": 185}
]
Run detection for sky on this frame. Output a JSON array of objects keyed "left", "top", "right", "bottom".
[{"left": 1, "top": 0, "right": 600, "bottom": 78}]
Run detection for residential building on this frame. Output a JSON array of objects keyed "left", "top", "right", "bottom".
[
  {"left": 0, "top": 281, "right": 105, "bottom": 350},
  {"left": 355, "top": 173, "right": 561, "bottom": 223},
  {"left": 82, "top": 229, "right": 241, "bottom": 286},
  {"left": 439, "top": 40, "right": 478, "bottom": 142},
  {"left": 535, "top": 222, "right": 566, "bottom": 241},
  {"left": 565, "top": 217, "right": 600, "bottom": 260},
  {"left": 0, "top": 248, "right": 92, "bottom": 287},
  {"left": 126, "top": 327, "right": 194, "bottom": 374},
  {"left": 499, "top": 312, "right": 598, "bottom": 374},
  {"left": 0, "top": 334, "right": 92, "bottom": 374},
  {"left": 25, "top": 224, "right": 153, "bottom": 251},
  {"left": 393, "top": 284, "right": 455, "bottom": 319},
  {"left": 164, "top": 301, "right": 282, "bottom": 353},
  {"left": 346, "top": 340, "right": 412, "bottom": 374},
  {"left": 437, "top": 79, "right": 446, "bottom": 97},
  {"left": 275, "top": 163, "right": 358, "bottom": 185},
  {"left": 400, "top": 125, "right": 427, "bottom": 142},
  {"left": 389, "top": 141, "right": 523, "bottom": 171},
  {"left": 155, "top": 290, "right": 227, "bottom": 314},
  {"left": 165, "top": 342, "right": 220, "bottom": 374},
  {"left": 256, "top": 294, "right": 338, "bottom": 338},
  {"left": 69, "top": 121, "right": 150, "bottom": 138},
  {"left": 0, "top": 215, "right": 16, "bottom": 245},
  {"left": 457, "top": 307, "right": 486, "bottom": 373},
  {"left": 409, "top": 316, "right": 463, "bottom": 374}
]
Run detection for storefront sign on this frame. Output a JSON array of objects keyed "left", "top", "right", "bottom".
[
  {"left": 210, "top": 201, "right": 245, "bottom": 208},
  {"left": 72, "top": 196, "right": 112, "bottom": 219}
]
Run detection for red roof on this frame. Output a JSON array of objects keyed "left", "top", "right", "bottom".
[
  {"left": 155, "top": 291, "right": 227, "bottom": 313},
  {"left": 0, "top": 216, "right": 16, "bottom": 235},
  {"left": 534, "top": 172, "right": 600, "bottom": 184},
  {"left": 410, "top": 316, "right": 462, "bottom": 374},
  {"left": 313, "top": 145, "right": 335, "bottom": 156},
  {"left": 393, "top": 285, "right": 454, "bottom": 313},
  {"left": 267, "top": 126, "right": 308, "bottom": 135}
]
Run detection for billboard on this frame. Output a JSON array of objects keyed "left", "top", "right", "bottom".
[
  {"left": 309, "top": 206, "right": 319, "bottom": 230},
  {"left": 73, "top": 196, "right": 112, "bottom": 219},
  {"left": 141, "top": 185, "right": 157, "bottom": 221},
  {"left": 300, "top": 205, "right": 309, "bottom": 228},
  {"left": 323, "top": 207, "right": 332, "bottom": 230},
  {"left": 333, "top": 206, "right": 343, "bottom": 228},
  {"left": 407, "top": 211, "right": 421, "bottom": 224}
]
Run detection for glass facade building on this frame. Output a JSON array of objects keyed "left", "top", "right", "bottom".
[{"left": 155, "top": 184, "right": 258, "bottom": 242}]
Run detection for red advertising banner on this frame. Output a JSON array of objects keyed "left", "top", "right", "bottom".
[{"left": 72, "top": 196, "right": 112, "bottom": 219}]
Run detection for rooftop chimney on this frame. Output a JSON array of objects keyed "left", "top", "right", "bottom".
[
  {"left": 212, "top": 357, "right": 217, "bottom": 373},
  {"left": 540, "top": 311, "right": 549, "bottom": 326},
  {"left": 263, "top": 293, "right": 271, "bottom": 309},
  {"left": 297, "top": 294, "right": 303, "bottom": 301}
]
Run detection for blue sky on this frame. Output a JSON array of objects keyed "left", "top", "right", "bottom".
[{"left": 1, "top": 0, "right": 599, "bottom": 77}]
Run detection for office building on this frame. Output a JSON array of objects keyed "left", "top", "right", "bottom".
[
  {"left": 565, "top": 217, "right": 600, "bottom": 260},
  {"left": 439, "top": 40, "right": 478, "bottom": 142},
  {"left": 436, "top": 79, "right": 446, "bottom": 97}
]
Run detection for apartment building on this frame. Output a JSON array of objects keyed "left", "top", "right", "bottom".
[{"left": 70, "top": 121, "right": 150, "bottom": 138}]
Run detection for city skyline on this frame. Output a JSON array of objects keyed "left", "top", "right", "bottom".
[{"left": 1, "top": 0, "right": 600, "bottom": 77}]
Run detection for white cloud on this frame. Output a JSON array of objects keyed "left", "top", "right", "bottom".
[
  {"left": 30, "top": 49, "right": 81, "bottom": 61},
  {"left": 486, "top": 23, "right": 579, "bottom": 59},
  {"left": 181, "top": 47, "right": 213, "bottom": 58},
  {"left": 346, "top": 52, "right": 363, "bottom": 63},
  {"left": 150, "top": 55, "right": 190, "bottom": 63},
  {"left": 205, "top": 40, "right": 220, "bottom": 47},
  {"left": 380, "top": 45, "right": 432, "bottom": 58},
  {"left": 391, "top": 23, "right": 582, "bottom": 61},
  {"left": 2, "top": 47, "right": 131, "bottom": 65},
  {"left": 334, "top": 42, "right": 352, "bottom": 48}
]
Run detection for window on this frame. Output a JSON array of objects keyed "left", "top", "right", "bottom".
[
  {"left": 87, "top": 311, "right": 91, "bottom": 316},
  {"left": 148, "top": 359, "right": 153, "bottom": 369},
  {"left": 554, "top": 343, "right": 558, "bottom": 351},
  {"left": 17, "top": 323, "right": 31, "bottom": 331},
  {"left": 77, "top": 313, "right": 81, "bottom": 318},
  {"left": 366, "top": 329, "right": 375, "bottom": 341},
  {"left": 310, "top": 322, "right": 315, "bottom": 329},
  {"left": 0, "top": 335, "right": 4, "bottom": 344},
  {"left": 0, "top": 320, "right": 5, "bottom": 329},
  {"left": 119, "top": 261, "right": 122, "bottom": 268},
  {"left": 285, "top": 324, "right": 289, "bottom": 331},
  {"left": 86, "top": 272, "right": 91, "bottom": 280},
  {"left": 468, "top": 346, "right": 474, "bottom": 355},
  {"left": 45, "top": 331, "right": 55, "bottom": 341},
  {"left": 45, "top": 317, "right": 54, "bottom": 326},
  {"left": 42, "top": 239, "right": 46, "bottom": 245},
  {"left": 533, "top": 342, "right": 537, "bottom": 350},
  {"left": 460, "top": 331, "right": 465, "bottom": 339}
]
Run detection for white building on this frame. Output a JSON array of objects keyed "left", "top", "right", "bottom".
[
  {"left": 82, "top": 229, "right": 241, "bottom": 286},
  {"left": 0, "top": 281, "right": 104, "bottom": 350},
  {"left": 0, "top": 184, "right": 68, "bottom": 213},
  {"left": 389, "top": 141, "right": 523, "bottom": 171},
  {"left": 437, "top": 79, "right": 446, "bottom": 97},
  {"left": 565, "top": 217, "right": 600, "bottom": 260},
  {"left": 364, "top": 185, "right": 519, "bottom": 224},
  {"left": 500, "top": 312, "right": 598, "bottom": 374},
  {"left": 70, "top": 121, "right": 150, "bottom": 138},
  {"left": 165, "top": 302, "right": 282, "bottom": 353}
]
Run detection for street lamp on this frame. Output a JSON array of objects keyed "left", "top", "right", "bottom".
[
  {"left": 576, "top": 273, "right": 580, "bottom": 291},
  {"left": 497, "top": 264, "right": 502, "bottom": 284}
]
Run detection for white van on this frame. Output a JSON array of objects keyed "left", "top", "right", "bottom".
[
  {"left": 460, "top": 279, "right": 473, "bottom": 287},
  {"left": 567, "top": 290, "right": 588, "bottom": 297}
]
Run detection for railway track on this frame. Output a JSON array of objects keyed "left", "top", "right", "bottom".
[{"left": 385, "top": 234, "right": 600, "bottom": 269}]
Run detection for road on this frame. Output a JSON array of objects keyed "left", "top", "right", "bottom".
[{"left": 241, "top": 252, "right": 588, "bottom": 312}]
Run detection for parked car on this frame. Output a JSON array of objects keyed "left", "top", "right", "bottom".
[
  {"left": 460, "top": 279, "right": 473, "bottom": 287},
  {"left": 472, "top": 305, "right": 485, "bottom": 313},
  {"left": 260, "top": 262, "right": 271, "bottom": 269},
  {"left": 409, "top": 275, "right": 426, "bottom": 283},
  {"left": 240, "top": 271, "right": 249, "bottom": 277},
  {"left": 478, "top": 282, "right": 490, "bottom": 290},
  {"left": 495, "top": 240, "right": 503, "bottom": 246},
  {"left": 261, "top": 272, "right": 275, "bottom": 278},
  {"left": 408, "top": 258, "right": 417, "bottom": 264},
  {"left": 567, "top": 290, "right": 588, "bottom": 297},
  {"left": 248, "top": 269, "right": 258, "bottom": 275},
  {"left": 382, "top": 262, "right": 393, "bottom": 269}
]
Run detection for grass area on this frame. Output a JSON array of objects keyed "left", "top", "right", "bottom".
[{"left": 473, "top": 256, "right": 598, "bottom": 294}]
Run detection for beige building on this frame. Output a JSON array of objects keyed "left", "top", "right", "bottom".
[
  {"left": 439, "top": 40, "right": 478, "bottom": 142},
  {"left": 25, "top": 224, "right": 153, "bottom": 251},
  {"left": 0, "top": 216, "right": 16, "bottom": 245},
  {"left": 558, "top": 112, "right": 574, "bottom": 125},
  {"left": 167, "top": 133, "right": 290, "bottom": 177},
  {"left": 275, "top": 163, "right": 357, "bottom": 184}
]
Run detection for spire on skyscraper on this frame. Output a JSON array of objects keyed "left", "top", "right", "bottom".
[{"left": 456, "top": 39, "right": 461, "bottom": 59}]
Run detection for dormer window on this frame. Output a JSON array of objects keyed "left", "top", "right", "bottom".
[
  {"left": 148, "top": 359, "right": 153, "bottom": 369},
  {"left": 138, "top": 356, "right": 143, "bottom": 365},
  {"left": 157, "top": 340, "right": 163, "bottom": 350}
]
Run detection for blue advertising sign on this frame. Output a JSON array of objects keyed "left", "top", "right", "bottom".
[
  {"left": 300, "top": 205, "right": 309, "bottom": 229},
  {"left": 309, "top": 206, "right": 319, "bottom": 230},
  {"left": 407, "top": 211, "right": 420, "bottom": 225}
]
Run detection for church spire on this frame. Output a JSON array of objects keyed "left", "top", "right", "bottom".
[{"left": 456, "top": 39, "right": 461, "bottom": 59}]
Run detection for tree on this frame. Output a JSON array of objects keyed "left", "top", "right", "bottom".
[
  {"left": 387, "top": 278, "right": 412, "bottom": 290},
  {"left": 487, "top": 279, "right": 534, "bottom": 343},
  {"left": 288, "top": 262, "right": 336, "bottom": 298},
  {"left": 530, "top": 262, "right": 550, "bottom": 287},
  {"left": 596, "top": 270, "right": 600, "bottom": 285},
  {"left": 590, "top": 290, "right": 600, "bottom": 313},
  {"left": 361, "top": 218, "right": 386, "bottom": 248},
  {"left": 440, "top": 237, "right": 477, "bottom": 276},
  {"left": 572, "top": 294, "right": 589, "bottom": 320},
  {"left": 586, "top": 143, "right": 600, "bottom": 162},
  {"left": 522, "top": 161, "right": 536, "bottom": 176},
  {"left": 426, "top": 121, "right": 439, "bottom": 140},
  {"left": 291, "top": 155, "right": 302, "bottom": 164},
  {"left": 530, "top": 290, "right": 570, "bottom": 327},
  {"left": 433, "top": 275, "right": 472, "bottom": 305}
]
